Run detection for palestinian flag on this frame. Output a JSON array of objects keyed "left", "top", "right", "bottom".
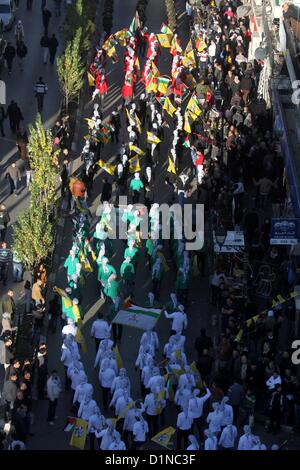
[
  {"left": 112, "top": 303, "right": 162, "bottom": 330},
  {"left": 183, "top": 135, "right": 190, "bottom": 148},
  {"left": 161, "top": 23, "right": 173, "bottom": 35}
]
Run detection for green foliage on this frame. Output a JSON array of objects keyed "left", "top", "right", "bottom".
[
  {"left": 28, "top": 114, "right": 59, "bottom": 214},
  {"left": 12, "top": 115, "right": 59, "bottom": 270},
  {"left": 57, "top": 27, "right": 85, "bottom": 111},
  {"left": 12, "top": 208, "right": 54, "bottom": 271},
  {"left": 64, "top": 0, "right": 96, "bottom": 54}
]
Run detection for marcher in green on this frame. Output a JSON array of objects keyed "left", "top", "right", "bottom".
[
  {"left": 130, "top": 172, "right": 144, "bottom": 204},
  {"left": 104, "top": 274, "right": 120, "bottom": 303},
  {"left": 64, "top": 249, "right": 80, "bottom": 282},
  {"left": 124, "top": 238, "right": 139, "bottom": 264},
  {"left": 98, "top": 257, "right": 116, "bottom": 299}
]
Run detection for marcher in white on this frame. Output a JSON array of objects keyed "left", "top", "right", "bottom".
[
  {"left": 178, "top": 366, "right": 196, "bottom": 391},
  {"left": 164, "top": 305, "right": 188, "bottom": 333},
  {"left": 186, "top": 434, "right": 199, "bottom": 450},
  {"left": 175, "top": 384, "right": 192, "bottom": 411},
  {"left": 68, "top": 360, "right": 85, "bottom": 393},
  {"left": 47, "top": 370, "right": 62, "bottom": 425},
  {"left": 109, "top": 433, "right": 126, "bottom": 450},
  {"left": 237, "top": 425, "right": 254, "bottom": 450},
  {"left": 220, "top": 396, "right": 234, "bottom": 426},
  {"left": 100, "top": 350, "right": 117, "bottom": 374},
  {"left": 94, "top": 338, "right": 114, "bottom": 369},
  {"left": 251, "top": 436, "right": 267, "bottom": 450},
  {"left": 114, "top": 389, "right": 133, "bottom": 417},
  {"left": 204, "top": 429, "right": 218, "bottom": 450},
  {"left": 90, "top": 314, "right": 112, "bottom": 351},
  {"left": 62, "top": 317, "right": 78, "bottom": 338},
  {"left": 99, "top": 358, "right": 116, "bottom": 409},
  {"left": 98, "top": 419, "right": 121, "bottom": 450},
  {"left": 132, "top": 412, "right": 149, "bottom": 450},
  {"left": 73, "top": 372, "right": 93, "bottom": 409},
  {"left": 78, "top": 390, "right": 97, "bottom": 421},
  {"left": 111, "top": 368, "right": 131, "bottom": 395},
  {"left": 218, "top": 424, "right": 238, "bottom": 449},
  {"left": 88, "top": 405, "right": 106, "bottom": 450},
  {"left": 206, "top": 402, "right": 224, "bottom": 434},
  {"left": 140, "top": 327, "right": 159, "bottom": 352},
  {"left": 188, "top": 386, "right": 211, "bottom": 435},
  {"left": 146, "top": 367, "right": 165, "bottom": 392},
  {"left": 266, "top": 371, "right": 282, "bottom": 392},
  {"left": 177, "top": 406, "right": 194, "bottom": 450}
]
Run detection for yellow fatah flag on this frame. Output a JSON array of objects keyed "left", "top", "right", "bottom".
[
  {"left": 163, "top": 96, "right": 176, "bottom": 117},
  {"left": 186, "top": 95, "right": 202, "bottom": 117},
  {"left": 85, "top": 118, "right": 95, "bottom": 130},
  {"left": 146, "top": 76, "right": 158, "bottom": 93},
  {"left": 252, "top": 315, "right": 260, "bottom": 323},
  {"left": 129, "top": 155, "right": 141, "bottom": 173},
  {"left": 87, "top": 72, "right": 95, "bottom": 87},
  {"left": 117, "top": 401, "right": 136, "bottom": 420},
  {"left": 107, "top": 45, "right": 116, "bottom": 58},
  {"left": 246, "top": 318, "right": 253, "bottom": 328},
  {"left": 157, "top": 76, "right": 171, "bottom": 95},
  {"left": 97, "top": 159, "right": 116, "bottom": 176},
  {"left": 129, "top": 144, "right": 145, "bottom": 156},
  {"left": 79, "top": 251, "right": 93, "bottom": 273},
  {"left": 171, "top": 36, "right": 182, "bottom": 54},
  {"left": 277, "top": 294, "right": 286, "bottom": 304},
  {"left": 196, "top": 39, "right": 207, "bottom": 52},
  {"left": 126, "top": 108, "right": 136, "bottom": 127},
  {"left": 151, "top": 427, "right": 176, "bottom": 448},
  {"left": 236, "top": 329, "right": 243, "bottom": 342},
  {"left": 157, "top": 33, "right": 172, "bottom": 48},
  {"left": 185, "top": 39, "right": 193, "bottom": 55},
  {"left": 167, "top": 156, "right": 176, "bottom": 174},
  {"left": 161, "top": 23, "right": 173, "bottom": 35},
  {"left": 183, "top": 50, "right": 196, "bottom": 69},
  {"left": 113, "top": 345, "right": 123, "bottom": 371},
  {"left": 115, "top": 29, "right": 127, "bottom": 47},
  {"left": 135, "top": 113, "right": 142, "bottom": 134},
  {"left": 69, "top": 418, "right": 88, "bottom": 450},
  {"left": 135, "top": 57, "right": 141, "bottom": 75},
  {"left": 75, "top": 328, "right": 88, "bottom": 353},
  {"left": 184, "top": 111, "right": 193, "bottom": 133},
  {"left": 190, "top": 361, "right": 203, "bottom": 388},
  {"left": 151, "top": 62, "right": 160, "bottom": 78},
  {"left": 147, "top": 132, "right": 161, "bottom": 145}
]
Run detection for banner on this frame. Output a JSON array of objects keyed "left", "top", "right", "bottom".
[
  {"left": 69, "top": 418, "right": 88, "bottom": 450},
  {"left": 151, "top": 426, "right": 176, "bottom": 448},
  {"left": 112, "top": 304, "right": 162, "bottom": 330}
]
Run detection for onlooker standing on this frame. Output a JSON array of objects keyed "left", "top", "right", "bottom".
[
  {"left": 0, "top": 242, "right": 13, "bottom": 286},
  {"left": 5, "top": 162, "right": 22, "bottom": 196},
  {"left": 40, "top": 33, "right": 50, "bottom": 64},
  {"left": 6, "top": 101, "right": 23, "bottom": 133},
  {"left": 42, "top": 7, "right": 52, "bottom": 36},
  {"left": 46, "top": 370, "right": 62, "bottom": 424},
  {"left": 34, "top": 77, "right": 48, "bottom": 113},
  {"left": 12, "top": 250, "right": 24, "bottom": 283},
  {"left": 32, "top": 279, "right": 45, "bottom": 307},
  {"left": 0, "top": 336, "right": 14, "bottom": 392},
  {"left": 48, "top": 34, "right": 59, "bottom": 65},
  {"left": 16, "top": 41, "right": 28, "bottom": 72},
  {"left": 0, "top": 204, "right": 10, "bottom": 242},
  {"left": 0, "top": 289, "right": 16, "bottom": 321},
  {"left": 14, "top": 20, "right": 25, "bottom": 46},
  {"left": 2, "top": 372, "right": 18, "bottom": 421},
  {"left": 4, "top": 42, "right": 16, "bottom": 74}
]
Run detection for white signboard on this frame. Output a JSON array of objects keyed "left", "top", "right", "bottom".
[{"left": 214, "top": 231, "right": 245, "bottom": 253}]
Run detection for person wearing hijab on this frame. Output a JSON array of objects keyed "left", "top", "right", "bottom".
[
  {"left": 87, "top": 405, "right": 106, "bottom": 450},
  {"left": 99, "top": 358, "right": 116, "bottom": 410},
  {"left": 206, "top": 402, "right": 224, "bottom": 435},
  {"left": 186, "top": 434, "right": 199, "bottom": 450},
  {"left": 176, "top": 406, "right": 194, "bottom": 450},
  {"left": 98, "top": 419, "right": 120, "bottom": 450}
]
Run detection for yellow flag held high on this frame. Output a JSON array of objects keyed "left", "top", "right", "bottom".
[
  {"left": 107, "top": 45, "right": 116, "bottom": 58},
  {"left": 129, "top": 155, "right": 141, "bottom": 173},
  {"left": 236, "top": 329, "right": 243, "bottom": 342},
  {"left": 135, "top": 57, "right": 141, "bottom": 75},
  {"left": 252, "top": 315, "right": 260, "bottom": 323},
  {"left": 87, "top": 72, "right": 95, "bottom": 87},
  {"left": 115, "top": 29, "right": 128, "bottom": 47},
  {"left": 157, "top": 76, "right": 171, "bottom": 95},
  {"left": 277, "top": 295, "right": 286, "bottom": 304},
  {"left": 79, "top": 251, "right": 93, "bottom": 273},
  {"left": 85, "top": 118, "right": 95, "bottom": 130},
  {"left": 190, "top": 361, "right": 203, "bottom": 388},
  {"left": 135, "top": 113, "right": 142, "bottom": 134},
  {"left": 151, "top": 427, "right": 176, "bottom": 448},
  {"left": 167, "top": 157, "right": 176, "bottom": 174},
  {"left": 129, "top": 144, "right": 145, "bottom": 156},
  {"left": 147, "top": 132, "right": 161, "bottom": 145},
  {"left": 246, "top": 319, "right": 253, "bottom": 328},
  {"left": 113, "top": 345, "right": 123, "bottom": 371},
  {"left": 185, "top": 39, "right": 193, "bottom": 55},
  {"left": 163, "top": 97, "right": 176, "bottom": 117},
  {"left": 157, "top": 33, "right": 172, "bottom": 48},
  {"left": 97, "top": 160, "right": 116, "bottom": 176},
  {"left": 183, "top": 50, "right": 196, "bottom": 69},
  {"left": 186, "top": 94, "right": 202, "bottom": 117},
  {"left": 151, "top": 62, "right": 160, "bottom": 78},
  {"left": 75, "top": 329, "right": 88, "bottom": 353},
  {"left": 184, "top": 111, "right": 193, "bottom": 133},
  {"left": 146, "top": 76, "right": 158, "bottom": 93},
  {"left": 69, "top": 418, "right": 88, "bottom": 450}
]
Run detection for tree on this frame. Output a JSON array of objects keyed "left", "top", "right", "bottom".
[
  {"left": 57, "top": 27, "right": 85, "bottom": 112},
  {"left": 28, "top": 114, "right": 59, "bottom": 215},
  {"left": 12, "top": 208, "right": 54, "bottom": 270},
  {"left": 64, "top": 0, "right": 95, "bottom": 54}
]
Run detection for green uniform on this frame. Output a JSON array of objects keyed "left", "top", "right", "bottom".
[
  {"left": 130, "top": 178, "right": 144, "bottom": 192},
  {"left": 124, "top": 246, "right": 139, "bottom": 262},
  {"left": 120, "top": 261, "right": 135, "bottom": 281},
  {"left": 104, "top": 279, "right": 120, "bottom": 301},
  {"left": 64, "top": 255, "right": 80, "bottom": 277},
  {"left": 98, "top": 263, "right": 116, "bottom": 284}
]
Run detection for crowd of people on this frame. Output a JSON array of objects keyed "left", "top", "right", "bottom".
[{"left": 1, "top": 0, "right": 300, "bottom": 452}]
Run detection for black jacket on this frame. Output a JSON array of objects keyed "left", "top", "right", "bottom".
[{"left": 2, "top": 379, "right": 17, "bottom": 402}]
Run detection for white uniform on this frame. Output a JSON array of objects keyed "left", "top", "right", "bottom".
[
  {"left": 123, "top": 408, "right": 137, "bottom": 431},
  {"left": 62, "top": 324, "right": 78, "bottom": 337},
  {"left": 73, "top": 383, "right": 93, "bottom": 404},
  {"left": 133, "top": 420, "right": 149, "bottom": 442},
  {"left": 78, "top": 399, "right": 97, "bottom": 420},
  {"left": 178, "top": 373, "right": 196, "bottom": 391},
  {"left": 188, "top": 389, "right": 211, "bottom": 419},
  {"left": 205, "top": 435, "right": 218, "bottom": 450},
  {"left": 164, "top": 310, "right": 188, "bottom": 331},
  {"left": 115, "top": 396, "right": 133, "bottom": 417},
  {"left": 175, "top": 387, "right": 192, "bottom": 410},
  {"left": 140, "top": 331, "right": 159, "bottom": 350},
  {"left": 219, "top": 425, "right": 237, "bottom": 448},
  {"left": 206, "top": 410, "right": 224, "bottom": 433},
  {"left": 99, "top": 367, "right": 116, "bottom": 388},
  {"left": 90, "top": 319, "right": 111, "bottom": 340},
  {"left": 177, "top": 411, "right": 193, "bottom": 430},
  {"left": 238, "top": 433, "right": 254, "bottom": 450}
]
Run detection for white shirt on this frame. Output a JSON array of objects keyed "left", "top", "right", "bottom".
[
  {"left": 205, "top": 436, "right": 217, "bottom": 450},
  {"left": 123, "top": 408, "right": 137, "bottom": 431},
  {"left": 68, "top": 366, "right": 85, "bottom": 390},
  {"left": 88, "top": 414, "right": 106, "bottom": 433},
  {"left": 109, "top": 440, "right": 126, "bottom": 450},
  {"left": 61, "top": 348, "right": 74, "bottom": 367},
  {"left": 221, "top": 404, "right": 233, "bottom": 426},
  {"left": 99, "top": 429, "right": 120, "bottom": 450},
  {"left": 175, "top": 388, "right": 192, "bottom": 409},
  {"left": 78, "top": 399, "right": 97, "bottom": 421},
  {"left": 164, "top": 311, "right": 188, "bottom": 332},
  {"left": 140, "top": 331, "right": 159, "bottom": 350},
  {"left": 91, "top": 319, "right": 111, "bottom": 340},
  {"left": 62, "top": 324, "right": 78, "bottom": 337},
  {"left": 177, "top": 411, "right": 193, "bottom": 430},
  {"left": 178, "top": 373, "right": 196, "bottom": 391},
  {"left": 115, "top": 396, "right": 133, "bottom": 417},
  {"left": 144, "top": 393, "right": 158, "bottom": 416},
  {"left": 135, "top": 352, "right": 153, "bottom": 370},
  {"left": 238, "top": 434, "right": 254, "bottom": 450},
  {"left": 100, "top": 357, "right": 117, "bottom": 374},
  {"left": 147, "top": 375, "right": 165, "bottom": 392},
  {"left": 206, "top": 410, "right": 223, "bottom": 433},
  {"left": 133, "top": 420, "right": 149, "bottom": 442},
  {"left": 208, "top": 43, "right": 216, "bottom": 57},
  {"left": 73, "top": 383, "right": 93, "bottom": 404},
  {"left": 111, "top": 375, "right": 131, "bottom": 395},
  {"left": 110, "top": 388, "right": 125, "bottom": 409},
  {"left": 219, "top": 425, "right": 237, "bottom": 448},
  {"left": 188, "top": 389, "right": 212, "bottom": 419},
  {"left": 141, "top": 365, "right": 154, "bottom": 387},
  {"left": 94, "top": 344, "right": 113, "bottom": 368},
  {"left": 99, "top": 367, "right": 116, "bottom": 388}
]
